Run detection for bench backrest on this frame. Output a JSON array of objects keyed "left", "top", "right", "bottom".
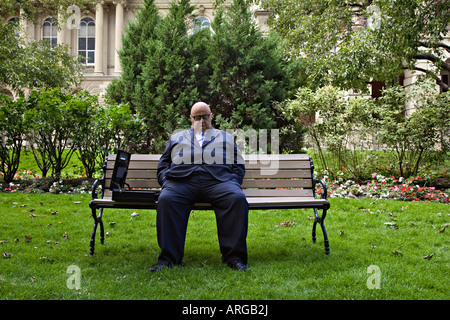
[{"left": 103, "top": 154, "right": 316, "bottom": 198}]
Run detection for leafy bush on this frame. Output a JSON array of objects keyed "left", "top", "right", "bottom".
[
  {"left": 287, "top": 86, "right": 376, "bottom": 180},
  {"left": 288, "top": 79, "right": 449, "bottom": 181},
  {"left": 373, "top": 79, "right": 449, "bottom": 178},
  {"left": 1, "top": 89, "right": 144, "bottom": 182},
  {"left": 0, "top": 95, "right": 28, "bottom": 183}
]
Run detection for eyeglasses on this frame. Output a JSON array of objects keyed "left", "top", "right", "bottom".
[{"left": 191, "top": 113, "right": 211, "bottom": 121}]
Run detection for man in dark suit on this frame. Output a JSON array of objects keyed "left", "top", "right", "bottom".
[{"left": 149, "top": 102, "right": 249, "bottom": 271}]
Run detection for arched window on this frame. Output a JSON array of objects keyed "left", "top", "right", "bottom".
[
  {"left": 78, "top": 17, "right": 95, "bottom": 64},
  {"left": 8, "top": 17, "right": 20, "bottom": 38},
  {"left": 193, "top": 17, "right": 211, "bottom": 33},
  {"left": 7, "top": 17, "right": 19, "bottom": 25},
  {"left": 42, "top": 17, "right": 57, "bottom": 48}
]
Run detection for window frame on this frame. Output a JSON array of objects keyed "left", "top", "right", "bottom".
[
  {"left": 193, "top": 16, "right": 211, "bottom": 34},
  {"left": 42, "top": 17, "right": 58, "bottom": 48},
  {"left": 78, "top": 17, "right": 96, "bottom": 65}
]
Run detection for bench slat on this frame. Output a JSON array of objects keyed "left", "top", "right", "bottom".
[
  {"left": 246, "top": 197, "right": 328, "bottom": 206},
  {"left": 106, "top": 161, "right": 311, "bottom": 170},
  {"left": 241, "top": 179, "right": 312, "bottom": 188},
  {"left": 243, "top": 189, "right": 313, "bottom": 197},
  {"left": 104, "top": 179, "right": 160, "bottom": 189},
  {"left": 103, "top": 178, "right": 313, "bottom": 190},
  {"left": 105, "top": 168, "right": 312, "bottom": 180},
  {"left": 244, "top": 160, "right": 310, "bottom": 169},
  {"left": 91, "top": 196, "right": 326, "bottom": 207},
  {"left": 106, "top": 154, "right": 311, "bottom": 161},
  {"left": 244, "top": 169, "right": 311, "bottom": 179}
]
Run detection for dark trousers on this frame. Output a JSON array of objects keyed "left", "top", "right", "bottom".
[{"left": 156, "top": 169, "right": 249, "bottom": 265}]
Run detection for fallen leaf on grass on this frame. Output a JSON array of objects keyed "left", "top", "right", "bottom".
[
  {"left": 63, "top": 232, "right": 69, "bottom": 240},
  {"left": 25, "top": 235, "right": 32, "bottom": 243},
  {"left": 3, "top": 252, "right": 12, "bottom": 258},
  {"left": 275, "top": 221, "right": 297, "bottom": 228},
  {"left": 40, "top": 257, "right": 54, "bottom": 263},
  {"left": 423, "top": 253, "right": 434, "bottom": 260},
  {"left": 384, "top": 222, "right": 398, "bottom": 229},
  {"left": 440, "top": 223, "right": 449, "bottom": 233},
  {"left": 130, "top": 212, "right": 140, "bottom": 219}
]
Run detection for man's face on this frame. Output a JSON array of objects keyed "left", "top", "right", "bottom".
[{"left": 190, "top": 104, "right": 213, "bottom": 132}]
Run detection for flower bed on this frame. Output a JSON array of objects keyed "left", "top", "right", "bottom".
[
  {"left": 2, "top": 177, "right": 94, "bottom": 194},
  {"left": 317, "top": 172, "right": 449, "bottom": 204}
]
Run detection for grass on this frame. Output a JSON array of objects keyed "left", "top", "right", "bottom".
[{"left": 0, "top": 193, "right": 448, "bottom": 300}]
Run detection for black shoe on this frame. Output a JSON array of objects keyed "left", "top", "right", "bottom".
[
  {"left": 227, "top": 260, "right": 250, "bottom": 271},
  {"left": 149, "top": 262, "right": 171, "bottom": 272}
]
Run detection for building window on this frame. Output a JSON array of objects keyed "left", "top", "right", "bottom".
[
  {"left": 371, "top": 81, "right": 385, "bottom": 99},
  {"left": 193, "top": 17, "right": 211, "bottom": 33},
  {"left": 42, "top": 17, "right": 57, "bottom": 48},
  {"left": 8, "top": 17, "right": 20, "bottom": 38},
  {"left": 371, "top": 75, "right": 404, "bottom": 98},
  {"left": 78, "top": 17, "right": 95, "bottom": 64}
]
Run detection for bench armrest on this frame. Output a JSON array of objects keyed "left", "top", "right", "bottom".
[
  {"left": 91, "top": 178, "right": 103, "bottom": 200},
  {"left": 92, "top": 156, "right": 109, "bottom": 201},
  {"left": 313, "top": 178, "right": 328, "bottom": 200}
]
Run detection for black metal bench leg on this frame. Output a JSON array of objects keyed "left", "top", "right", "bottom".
[
  {"left": 312, "top": 208, "right": 330, "bottom": 254},
  {"left": 89, "top": 208, "right": 104, "bottom": 256},
  {"left": 90, "top": 207, "right": 98, "bottom": 256},
  {"left": 99, "top": 208, "right": 105, "bottom": 245},
  {"left": 320, "top": 220, "right": 330, "bottom": 255},
  {"left": 312, "top": 219, "right": 317, "bottom": 244}
]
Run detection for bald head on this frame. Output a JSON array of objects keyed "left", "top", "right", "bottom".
[
  {"left": 191, "top": 102, "right": 211, "bottom": 115},
  {"left": 190, "top": 102, "right": 213, "bottom": 132}
]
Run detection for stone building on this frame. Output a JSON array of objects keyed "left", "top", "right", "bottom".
[{"left": 3, "top": 0, "right": 269, "bottom": 100}]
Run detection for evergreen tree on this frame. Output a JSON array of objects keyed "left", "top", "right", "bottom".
[
  {"left": 107, "top": 0, "right": 160, "bottom": 108},
  {"left": 107, "top": 0, "right": 205, "bottom": 153},
  {"left": 139, "top": 0, "right": 200, "bottom": 152},
  {"left": 208, "top": 0, "right": 298, "bottom": 131}
]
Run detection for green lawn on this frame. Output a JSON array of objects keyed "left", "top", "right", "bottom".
[{"left": 0, "top": 193, "right": 448, "bottom": 300}]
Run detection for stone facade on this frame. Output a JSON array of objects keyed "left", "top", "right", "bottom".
[{"left": 3, "top": 0, "right": 269, "bottom": 100}]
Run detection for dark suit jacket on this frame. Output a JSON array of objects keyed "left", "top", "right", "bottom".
[{"left": 157, "top": 128, "right": 245, "bottom": 186}]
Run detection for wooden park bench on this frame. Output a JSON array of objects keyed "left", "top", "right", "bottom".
[{"left": 89, "top": 154, "right": 330, "bottom": 256}]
